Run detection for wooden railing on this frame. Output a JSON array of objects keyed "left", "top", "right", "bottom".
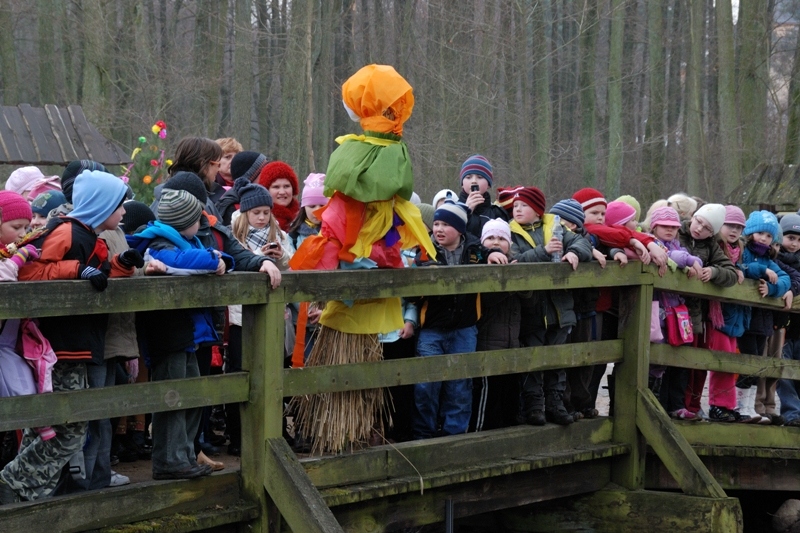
[{"left": 0, "top": 262, "right": 798, "bottom": 532}]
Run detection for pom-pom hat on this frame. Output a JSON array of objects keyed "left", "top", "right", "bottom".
[
  {"left": 234, "top": 177, "right": 273, "bottom": 212},
  {"left": 0, "top": 190, "right": 32, "bottom": 222}
]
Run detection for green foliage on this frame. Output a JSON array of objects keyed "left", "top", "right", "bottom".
[{"left": 120, "top": 120, "right": 169, "bottom": 205}]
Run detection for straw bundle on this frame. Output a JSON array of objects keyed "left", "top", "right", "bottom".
[{"left": 289, "top": 325, "right": 388, "bottom": 455}]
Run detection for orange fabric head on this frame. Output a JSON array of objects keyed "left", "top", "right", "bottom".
[{"left": 341, "top": 64, "right": 414, "bottom": 136}]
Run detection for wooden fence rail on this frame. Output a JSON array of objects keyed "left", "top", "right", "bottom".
[{"left": 0, "top": 261, "right": 794, "bottom": 532}]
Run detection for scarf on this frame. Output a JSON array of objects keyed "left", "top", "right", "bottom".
[
  {"left": 245, "top": 225, "right": 271, "bottom": 253},
  {"left": 273, "top": 199, "right": 300, "bottom": 233}
]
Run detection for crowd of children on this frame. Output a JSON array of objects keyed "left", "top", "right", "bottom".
[{"left": 1, "top": 142, "right": 800, "bottom": 505}]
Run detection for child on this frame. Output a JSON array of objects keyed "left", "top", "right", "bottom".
[
  {"left": 432, "top": 189, "right": 457, "bottom": 209},
  {"left": 216, "top": 151, "right": 270, "bottom": 226},
  {"left": 1, "top": 171, "right": 139, "bottom": 504},
  {"left": 777, "top": 214, "right": 800, "bottom": 426},
  {"left": 702, "top": 206, "right": 751, "bottom": 422},
  {"left": 0, "top": 192, "right": 55, "bottom": 450},
  {"left": 735, "top": 211, "right": 791, "bottom": 423},
  {"left": 605, "top": 201, "right": 653, "bottom": 265},
  {"left": 130, "top": 189, "right": 232, "bottom": 479},
  {"left": 289, "top": 173, "right": 328, "bottom": 250},
  {"left": 29, "top": 190, "right": 66, "bottom": 230},
  {"left": 472, "top": 218, "right": 526, "bottom": 431},
  {"left": 663, "top": 203, "right": 738, "bottom": 420},
  {"left": 457, "top": 155, "right": 509, "bottom": 238},
  {"left": 412, "top": 201, "right": 505, "bottom": 439},
  {"left": 509, "top": 187, "right": 593, "bottom": 425}
]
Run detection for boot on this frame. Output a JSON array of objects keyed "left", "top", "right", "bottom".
[
  {"left": 736, "top": 386, "right": 761, "bottom": 424},
  {"left": 545, "top": 391, "right": 573, "bottom": 426}
]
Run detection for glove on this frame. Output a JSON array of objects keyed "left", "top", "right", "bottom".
[
  {"left": 10, "top": 245, "right": 39, "bottom": 268},
  {"left": 118, "top": 249, "right": 144, "bottom": 269},
  {"left": 79, "top": 265, "right": 109, "bottom": 292}
]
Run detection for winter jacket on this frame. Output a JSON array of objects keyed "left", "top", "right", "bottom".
[
  {"left": 289, "top": 219, "right": 321, "bottom": 251},
  {"left": 677, "top": 220, "right": 738, "bottom": 330},
  {"left": 476, "top": 290, "right": 528, "bottom": 351},
  {"left": 779, "top": 248, "right": 800, "bottom": 339},
  {"left": 19, "top": 217, "right": 134, "bottom": 364},
  {"left": 510, "top": 215, "right": 592, "bottom": 330},
  {"left": 99, "top": 228, "right": 140, "bottom": 360},
  {"left": 414, "top": 233, "right": 489, "bottom": 330},
  {"left": 458, "top": 190, "right": 509, "bottom": 240}
]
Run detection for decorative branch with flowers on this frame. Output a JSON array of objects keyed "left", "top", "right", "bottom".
[{"left": 121, "top": 120, "right": 172, "bottom": 205}]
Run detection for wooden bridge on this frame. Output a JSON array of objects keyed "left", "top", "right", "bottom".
[{"left": 1, "top": 262, "right": 799, "bottom": 532}]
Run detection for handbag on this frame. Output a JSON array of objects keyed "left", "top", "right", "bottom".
[
  {"left": 650, "top": 301, "right": 664, "bottom": 343},
  {"left": 664, "top": 303, "right": 693, "bottom": 346}
]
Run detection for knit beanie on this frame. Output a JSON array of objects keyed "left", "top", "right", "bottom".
[
  {"left": 432, "top": 189, "right": 457, "bottom": 208},
  {"left": 234, "top": 177, "right": 273, "bottom": 212},
  {"left": 616, "top": 195, "right": 641, "bottom": 222},
  {"left": 30, "top": 190, "right": 67, "bottom": 217},
  {"left": 495, "top": 187, "right": 520, "bottom": 214},
  {"left": 61, "top": 160, "right": 106, "bottom": 203},
  {"left": 434, "top": 200, "right": 468, "bottom": 234},
  {"left": 648, "top": 206, "right": 681, "bottom": 228},
  {"left": 230, "top": 151, "right": 269, "bottom": 182},
  {"left": 164, "top": 171, "right": 208, "bottom": 204},
  {"left": 605, "top": 201, "right": 636, "bottom": 227},
  {"left": 70, "top": 171, "right": 129, "bottom": 230},
  {"left": 572, "top": 188, "right": 607, "bottom": 212},
  {"left": 481, "top": 218, "right": 512, "bottom": 245},
  {"left": 460, "top": 155, "right": 493, "bottom": 187},
  {"left": 781, "top": 213, "right": 800, "bottom": 236},
  {"left": 301, "top": 173, "right": 327, "bottom": 208},
  {"left": 513, "top": 187, "right": 546, "bottom": 217},
  {"left": 743, "top": 210, "right": 780, "bottom": 241},
  {"left": 4, "top": 166, "right": 45, "bottom": 195},
  {"left": 723, "top": 205, "right": 746, "bottom": 227},
  {"left": 694, "top": 203, "right": 726, "bottom": 235},
  {"left": 120, "top": 201, "right": 156, "bottom": 233},
  {"left": 158, "top": 189, "right": 204, "bottom": 231},
  {"left": 0, "top": 191, "right": 32, "bottom": 222},
  {"left": 258, "top": 161, "right": 299, "bottom": 195},
  {"left": 418, "top": 203, "right": 435, "bottom": 230},
  {"left": 549, "top": 199, "right": 585, "bottom": 229},
  {"left": 27, "top": 176, "right": 62, "bottom": 201}
]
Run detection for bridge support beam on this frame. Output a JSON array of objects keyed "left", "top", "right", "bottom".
[{"left": 497, "top": 487, "right": 743, "bottom": 533}]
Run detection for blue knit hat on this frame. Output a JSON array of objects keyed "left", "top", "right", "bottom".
[
  {"left": 434, "top": 200, "right": 468, "bottom": 234},
  {"left": 30, "top": 190, "right": 67, "bottom": 216},
  {"left": 233, "top": 177, "right": 273, "bottom": 212},
  {"left": 460, "top": 155, "right": 493, "bottom": 187},
  {"left": 744, "top": 210, "right": 780, "bottom": 241},
  {"left": 549, "top": 199, "right": 585, "bottom": 229}
]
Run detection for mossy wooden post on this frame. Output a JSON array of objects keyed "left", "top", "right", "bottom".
[
  {"left": 240, "top": 289, "right": 286, "bottom": 533},
  {"left": 611, "top": 276, "right": 652, "bottom": 489}
]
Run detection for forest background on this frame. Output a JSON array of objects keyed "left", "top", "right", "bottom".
[{"left": 3, "top": 0, "right": 800, "bottom": 206}]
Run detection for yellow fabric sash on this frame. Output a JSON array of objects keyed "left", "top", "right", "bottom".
[
  {"left": 335, "top": 133, "right": 400, "bottom": 147},
  {"left": 509, "top": 214, "right": 557, "bottom": 249}
]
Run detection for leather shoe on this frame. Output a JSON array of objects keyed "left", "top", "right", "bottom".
[{"left": 152, "top": 464, "right": 208, "bottom": 480}]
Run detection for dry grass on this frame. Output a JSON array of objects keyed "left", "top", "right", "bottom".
[{"left": 288, "top": 326, "right": 388, "bottom": 455}]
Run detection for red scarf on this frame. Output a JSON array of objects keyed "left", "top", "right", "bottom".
[{"left": 272, "top": 199, "right": 300, "bottom": 232}]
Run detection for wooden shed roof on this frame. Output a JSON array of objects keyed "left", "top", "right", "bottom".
[
  {"left": 0, "top": 104, "right": 131, "bottom": 167},
  {"left": 727, "top": 162, "right": 800, "bottom": 213}
]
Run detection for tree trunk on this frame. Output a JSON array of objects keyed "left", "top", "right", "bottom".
[
  {"left": 532, "top": 0, "right": 553, "bottom": 184},
  {"left": 737, "top": 0, "right": 770, "bottom": 177},
  {"left": 784, "top": 13, "right": 800, "bottom": 164},
  {"left": 233, "top": 0, "right": 254, "bottom": 144},
  {"left": 0, "top": 4, "right": 19, "bottom": 104},
  {"left": 578, "top": 0, "right": 599, "bottom": 186},
  {"left": 715, "top": 0, "right": 740, "bottom": 197},
  {"left": 643, "top": 0, "right": 664, "bottom": 203},
  {"left": 685, "top": 0, "right": 705, "bottom": 196},
  {"left": 605, "top": 0, "right": 624, "bottom": 198}
]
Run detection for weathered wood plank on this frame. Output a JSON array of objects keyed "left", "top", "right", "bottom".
[
  {"left": 500, "top": 488, "right": 743, "bottom": 533},
  {"left": 2, "top": 105, "right": 39, "bottom": 162},
  {"left": 19, "top": 103, "right": 63, "bottom": 164},
  {"left": 0, "top": 373, "right": 249, "bottom": 431},
  {"left": 650, "top": 342, "right": 800, "bottom": 380},
  {"left": 57, "top": 106, "right": 91, "bottom": 160},
  {"left": 44, "top": 104, "right": 80, "bottom": 162},
  {"left": 0, "top": 109, "right": 24, "bottom": 162},
  {"left": 302, "top": 418, "right": 615, "bottom": 489},
  {"left": 321, "top": 443, "right": 629, "bottom": 507},
  {"left": 611, "top": 284, "right": 651, "bottom": 489},
  {"left": 651, "top": 267, "right": 796, "bottom": 312},
  {"left": 68, "top": 104, "right": 118, "bottom": 163},
  {"left": 0, "top": 472, "right": 242, "bottom": 533},
  {"left": 647, "top": 453, "right": 800, "bottom": 491},
  {"left": 329, "top": 461, "right": 612, "bottom": 533},
  {"left": 263, "top": 437, "right": 344, "bottom": 533},
  {"left": 281, "top": 261, "right": 647, "bottom": 303},
  {"left": 98, "top": 503, "right": 260, "bottom": 533},
  {"left": 636, "top": 388, "right": 726, "bottom": 498},
  {"left": 676, "top": 419, "right": 800, "bottom": 449},
  {"left": 284, "top": 340, "right": 622, "bottom": 396},
  {"left": 0, "top": 274, "right": 271, "bottom": 319}
]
